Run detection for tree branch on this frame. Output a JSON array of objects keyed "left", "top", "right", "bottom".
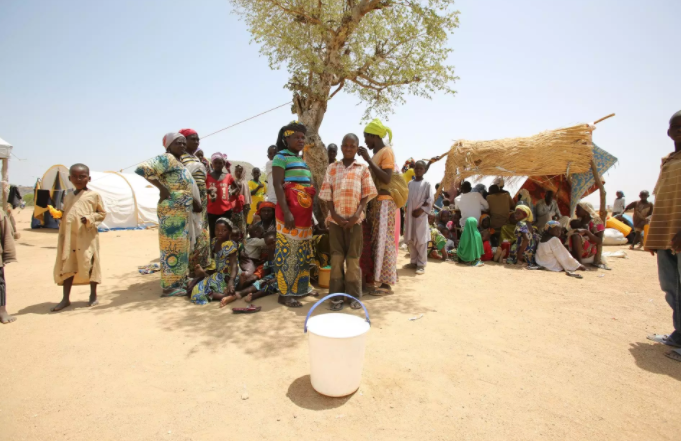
[
  {"left": 328, "top": 79, "right": 346, "bottom": 100},
  {"left": 267, "top": 0, "right": 330, "bottom": 32}
]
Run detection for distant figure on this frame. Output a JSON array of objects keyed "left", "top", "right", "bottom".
[
  {"left": 232, "top": 165, "right": 251, "bottom": 239},
  {"left": 494, "top": 177, "right": 510, "bottom": 195},
  {"left": 0, "top": 210, "right": 17, "bottom": 324},
  {"left": 327, "top": 143, "right": 338, "bottom": 164},
  {"left": 265, "top": 145, "right": 277, "bottom": 203},
  {"left": 247, "top": 167, "right": 267, "bottom": 224},
  {"left": 625, "top": 191, "right": 654, "bottom": 249},
  {"left": 486, "top": 184, "right": 515, "bottom": 246},
  {"left": 644, "top": 110, "right": 681, "bottom": 358},
  {"left": 535, "top": 190, "right": 562, "bottom": 230},
  {"left": 612, "top": 191, "right": 626, "bottom": 216},
  {"left": 454, "top": 181, "right": 489, "bottom": 228},
  {"left": 52, "top": 163, "right": 107, "bottom": 311}
]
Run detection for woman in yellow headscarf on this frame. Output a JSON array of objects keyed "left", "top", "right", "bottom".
[
  {"left": 358, "top": 118, "right": 398, "bottom": 294},
  {"left": 507, "top": 205, "right": 540, "bottom": 266}
]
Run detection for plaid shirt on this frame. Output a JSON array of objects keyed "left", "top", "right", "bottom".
[{"left": 319, "top": 160, "right": 378, "bottom": 225}]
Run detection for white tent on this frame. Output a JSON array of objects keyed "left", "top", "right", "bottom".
[{"left": 34, "top": 165, "right": 159, "bottom": 231}]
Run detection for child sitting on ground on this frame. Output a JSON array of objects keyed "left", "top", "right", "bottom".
[
  {"left": 52, "top": 164, "right": 107, "bottom": 312},
  {"left": 240, "top": 223, "right": 266, "bottom": 277},
  {"left": 478, "top": 214, "right": 494, "bottom": 261},
  {"left": 428, "top": 213, "right": 448, "bottom": 261},
  {"left": 223, "top": 231, "right": 279, "bottom": 306},
  {"left": 189, "top": 218, "right": 247, "bottom": 305}
]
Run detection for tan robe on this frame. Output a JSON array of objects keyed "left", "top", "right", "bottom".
[{"left": 53, "top": 190, "right": 106, "bottom": 285}]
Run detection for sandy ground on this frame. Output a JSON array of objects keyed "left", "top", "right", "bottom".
[{"left": 1, "top": 208, "right": 679, "bottom": 441}]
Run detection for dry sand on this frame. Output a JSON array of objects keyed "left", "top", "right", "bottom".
[{"left": 2, "top": 209, "right": 679, "bottom": 441}]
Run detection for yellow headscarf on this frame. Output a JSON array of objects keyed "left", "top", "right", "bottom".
[
  {"left": 516, "top": 204, "right": 533, "bottom": 222},
  {"left": 364, "top": 118, "right": 392, "bottom": 143}
]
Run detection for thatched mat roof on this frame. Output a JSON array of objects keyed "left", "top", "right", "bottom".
[{"left": 443, "top": 123, "right": 595, "bottom": 186}]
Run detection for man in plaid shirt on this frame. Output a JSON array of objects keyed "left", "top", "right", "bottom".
[{"left": 319, "top": 134, "right": 378, "bottom": 310}]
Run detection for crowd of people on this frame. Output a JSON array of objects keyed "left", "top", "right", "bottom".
[{"left": 1, "top": 111, "right": 680, "bottom": 364}]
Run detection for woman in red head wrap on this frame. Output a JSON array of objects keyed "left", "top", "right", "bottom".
[{"left": 177, "top": 128, "right": 210, "bottom": 276}]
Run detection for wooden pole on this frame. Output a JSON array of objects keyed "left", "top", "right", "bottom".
[
  {"left": 591, "top": 159, "right": 607, "bottom": 220},
  {"left": 593, "top": 113, "right": 615, "bottom": 125}
]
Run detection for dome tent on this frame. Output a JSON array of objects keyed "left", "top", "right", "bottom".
[{"left": 32, "top": 165, "right": 159, "bottom": 231}]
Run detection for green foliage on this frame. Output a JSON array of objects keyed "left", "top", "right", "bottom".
[
  {"left": 230, "top": 0, "right": 459, "bottom": 119},
  {"left": 23, "top": 193, "right": 34, "bottom": 206}
]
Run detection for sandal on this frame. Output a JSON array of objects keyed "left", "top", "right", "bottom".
[
  {"left": 330, "top": 299, "right": 344, "bottom": 311},
  {"left": 566, "top": 271, "right": 583, "bottom": 279},
  {"left": 278, "top": 296, "right": 303, "bottom": 308},
  {"left": 350, "top": 299, "right": 362, "bottom": 310},
  {"left": 368, "top": 287, "right": 391, "bottom": 296},
  {"left": 591, "top": 263, "right": 612, "bottom": 271},
  {"left": 232, "top": 304, "right": 261, "bottom": 314},
  {"left": 665, "top": 349, "right": 681, "bottom": 362},
  {"left": 647, "top": 334, "right": 681, "bottom": 348}
]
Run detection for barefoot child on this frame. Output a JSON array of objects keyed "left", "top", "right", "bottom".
[
  {"left": 319, "top": 133, "right": 377, "bottom": 310},
  {"left": 52, "top": 164, "right": 106, "bottom": 312},
  {"left": 189, "top": 218, "right": 241, "bottom": 305},
  {"left": 224, "top": 231, "right": 279, "bottom": 306},
  {"left": 404, "top": 161, "right": 434, "bottom": 275},
  {"left": 0, "top": 210, "right": 18, "bottom": 324}
]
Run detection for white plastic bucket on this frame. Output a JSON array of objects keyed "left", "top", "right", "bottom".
[{"left": 304, "top": 294, "right": 371, "bottom": 397}]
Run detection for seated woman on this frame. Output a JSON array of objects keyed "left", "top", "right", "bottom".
[
  {"left": 507, "top": 206, "right": 540, "bottom": 267},
  {"left": 568, "top": 201, "right": 610, "bottom": 270},
  {"left": 536, "top": 220, "right": 586, "bottom": 277},
  {"left": 457, "top": 217, "right": 485, "bottom": 267},
  {"left": 428, "top": 213, "right": 448, "bottom": 261},
  {"left": 224, "top": 231, "right": 279, "bottom": 306},
  {"left": 188, "top": 218, "right": 246, "bottom": 305},
  {"left": 478, "top": 214, "right": 494, "bottom": 261}
]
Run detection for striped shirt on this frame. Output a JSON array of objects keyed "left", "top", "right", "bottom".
[
  {"left": 645, "top": 151, "right": 681, "bottom": 250},
  {"left": 272, "top": 149, "right": 312, "bottom": 186}
]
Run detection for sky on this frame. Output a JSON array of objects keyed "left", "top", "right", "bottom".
[{"left": 1, "top": 0, "right": 680, "bottom": 208}]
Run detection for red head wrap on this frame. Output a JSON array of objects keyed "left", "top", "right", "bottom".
[
  {"left": 256, "top": 201, "right": 276, "bottom": 215},
  {"left": 179, "top": 128, "right": 198, "bottom": 137}
]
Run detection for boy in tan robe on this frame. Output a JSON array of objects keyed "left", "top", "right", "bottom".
[{"left": 52, "top": 164, "right": 106, "bottom": 312}]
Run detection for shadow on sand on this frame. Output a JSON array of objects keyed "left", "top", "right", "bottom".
[
  {"left": 286, "top": 375, "right": 354, "bottom": 410},
  {"left": 44, "top": 270, "right": 422, "bottom": 359},
  {"left": 628, "top": 342, "right": 681, "bottom": 382}
]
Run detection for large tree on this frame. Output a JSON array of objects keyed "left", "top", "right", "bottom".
[{"left": 230, "top": 0, "right": 459, "bottom": 210}]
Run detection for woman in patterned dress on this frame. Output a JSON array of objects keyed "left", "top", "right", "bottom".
[
  {"left": 189, "top": 218, "right": 241, "bottom": 305},
  {"left": 272, "top": 121, "right": 316, "bottom": 308},
  {"left": 135, "top": 133, "right": 202, "bottom": 296},
  {"left": 507, "top": 205, "right": 540, "bottom": 266},
  {"left": 179, "top": 128, "right": 210, "bottom": 276}
]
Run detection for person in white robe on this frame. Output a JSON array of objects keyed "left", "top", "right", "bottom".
[
  {"left": 403, "top": 161, "right": 433, "bottom": 274},
  {"left": 536, "top": 220, "right": 586, "bottom": 275}
]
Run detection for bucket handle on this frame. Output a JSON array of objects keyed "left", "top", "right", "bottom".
[{"left": 304, "top": 293, "right": 371, "bottom": 333}]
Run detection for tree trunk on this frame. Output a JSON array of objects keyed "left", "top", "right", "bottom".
[{"left": 294, "top": 93, "right": 330, "bottom": 225}]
